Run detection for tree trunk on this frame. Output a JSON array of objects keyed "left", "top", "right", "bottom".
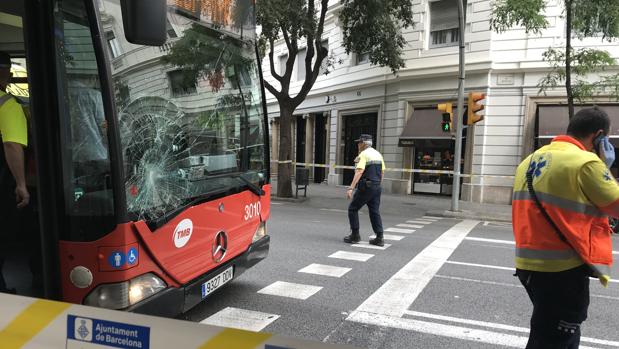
[
  {"left": 276, "top": 106, "right": 294, "bottom": 198},
  {"left": 565, "top": 0, "right": 574, "bottom": 119}
]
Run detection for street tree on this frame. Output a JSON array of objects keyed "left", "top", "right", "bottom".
[
  {"left": 491, "top": 0, "right": 619, "bottom": 119},
  {"left": 258, "top": 0, "right": 415, "bottom": 197}
]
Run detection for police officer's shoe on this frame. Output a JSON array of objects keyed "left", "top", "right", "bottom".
[
  {"left": 369, "top": 237, "right": 384, "bottom": 247},
  {"left": 343, "top": 234, "right": 361, "bottom": 244}
]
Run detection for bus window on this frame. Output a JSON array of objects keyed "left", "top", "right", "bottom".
[
  {"left": 100, "top": 1, "right": 267, "bottom": 225},
  {"left": 53, "top": 0, "right": 115, "bottom": 241}
]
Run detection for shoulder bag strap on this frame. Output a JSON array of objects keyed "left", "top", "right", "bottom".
[{"left": 525, "top": 154, "right": 572, "bottom": 246}]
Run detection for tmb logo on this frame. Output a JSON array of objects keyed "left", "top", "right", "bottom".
[{"left": 173, "top": 219, "right": 193, "bottom": 248}]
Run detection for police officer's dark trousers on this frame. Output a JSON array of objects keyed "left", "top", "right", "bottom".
[
  {"left": 516, "top": 265, "right": 590, "bottom": 349},
  {"left": 348, "top": 181, "right": 383, "bottom": 236}
]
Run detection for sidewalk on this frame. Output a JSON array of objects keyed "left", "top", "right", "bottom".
[{"left": 270, "top": 181, "right": 512, "bottom": 223}]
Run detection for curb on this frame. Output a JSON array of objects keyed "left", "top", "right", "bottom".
[
  {"left": 426, "top": 210, "right": 512, "bottom": 223},
  {"left": 271, "top": 195, "right": 309, "bottom": 203}
]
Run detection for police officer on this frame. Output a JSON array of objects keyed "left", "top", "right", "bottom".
[
  {"left": 344, "top": 134, "right": 385, "bottom": 246},
  {"left": 512, "top": 107, "right": 619, "bottom": 348},
  {"left": 0, "top": 51, "right": 29, "bottom": 293}
]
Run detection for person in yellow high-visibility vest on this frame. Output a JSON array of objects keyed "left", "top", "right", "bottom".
[
  {"left": 0, "top": 52, "right": 29, "bottom": 293},
  {"left": 513, "top": 107, "right": 619, "bottom": 348}
]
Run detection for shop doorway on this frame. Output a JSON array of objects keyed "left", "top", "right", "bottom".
[
  {"left": 343, "top": 112, "right": 377, "bottom": 185},
  {"left": 313, "top": 113, "right": 327, "bottom": 183}
]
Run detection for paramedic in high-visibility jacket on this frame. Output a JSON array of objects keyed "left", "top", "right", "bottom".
[{"left": 512, "top": 107, "right": 619, "bottom": 349}]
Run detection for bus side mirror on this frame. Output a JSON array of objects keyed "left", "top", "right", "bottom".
[{"left": 120, "top": 0, "right": 167, "bottom": 46}]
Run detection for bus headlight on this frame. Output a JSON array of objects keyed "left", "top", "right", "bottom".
[
  {"left": 84, "top": 273, "right": 166, "bottom": 310},
  {"left": 252, "top": 222, "right": 267, "bottom": 243}
]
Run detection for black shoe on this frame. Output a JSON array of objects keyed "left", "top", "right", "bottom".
[
  {"left": 369, "top": 237, "right": 384, "bottom": 247},
  {"left": 343, "top": 234, "right": 361, "bottom": 244}
]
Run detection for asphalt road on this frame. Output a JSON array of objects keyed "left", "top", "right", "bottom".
[{"left": 182, "top": 198, "right": 619, "bottom": 349}]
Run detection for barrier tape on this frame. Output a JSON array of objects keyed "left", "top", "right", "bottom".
[
  {"left": 270, "top": 160, "right": 516, "bottom": 180},
  {"left": 0, "top": 293, "right": 355, "bottom": 349}
]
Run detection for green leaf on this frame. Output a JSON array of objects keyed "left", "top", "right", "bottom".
[
  {"left": 339, "top": 0, "right": 415, "bottom": 73},
  {"left": 490, "top": 0, "right": 549, "bottom": 34}
]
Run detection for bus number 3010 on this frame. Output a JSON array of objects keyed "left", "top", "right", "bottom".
[{"left": 244, "top": 202, "right": 261, "bottom": 221}]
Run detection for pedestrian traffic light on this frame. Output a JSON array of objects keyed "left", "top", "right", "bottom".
[
  {"left": 467, "top": 92, "right": 485, "bottom": 125},
  {"left": 438, "top": 103, "right": 453, "bottom": 133}
]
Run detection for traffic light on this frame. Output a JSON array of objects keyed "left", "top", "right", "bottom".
[
  {"left": 467, "top": 92, "right": 485, "bottom": 125},
  {"left": 438, "top": 102, "right": 453, "bottom": 133}
]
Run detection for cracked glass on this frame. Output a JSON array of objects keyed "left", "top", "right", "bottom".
[{"left": 102, "top": 0, "right": 266, "bottom": 223}]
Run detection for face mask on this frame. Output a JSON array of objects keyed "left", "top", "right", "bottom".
[{"left": 596, "top": 135, "right": 615, "bottom": 168}]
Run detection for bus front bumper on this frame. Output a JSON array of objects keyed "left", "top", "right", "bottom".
[{"left": 126, "top": 235, "right": 270, "bottom": 317}]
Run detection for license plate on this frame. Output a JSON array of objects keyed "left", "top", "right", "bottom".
[{"left": 201, "top": 266, "right": 234, "bottom": 298}]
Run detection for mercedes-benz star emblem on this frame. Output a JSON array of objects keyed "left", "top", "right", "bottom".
[{"left": 212, "top": 231, "right": 228, "bottom": 263}]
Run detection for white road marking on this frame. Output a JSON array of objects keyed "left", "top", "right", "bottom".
[
  {"left": 329, "top": 250, "right": 374, "bottom": 262},
  {"left": 348, "top": 311, "right": 532, "bottom": 348},
  {"left": 397, "top": 224, "right": 423, "bottom": 229},
  {"left": 407, "top": 220, "right": 433, "bottom": 225},
  {"left": 319, "top": 208, "right": 348, "bottom": 213},
  {"left": 445, "top": 261, "right": 514, "bottom": 271},
  {"left": 385, "top": 227, "right": 416, "bottom": 234},
  {"left": 352, "top": 241, "right": 392, "bottom": 250},
  {"left": 351, "top": 220, "right": 480, "bottom": 317},
  {"left": 370, "top": 234, "right": 405, "bottom": 241},
  {"left": 465, "top": 237, "right": 515, "bottom": 245},
  {"left": 200, "top": 307, "right": 280, "bottom": 332},
  {"left": 434, "top": 274, "right": 521, "bottom": 288},
  {"left": 298, "top": 263, "right": 351, "bottom": 278},
  {"left": 403, "top": 311, "right": 619, "bottom": 348},
  {"left": 271, "top": 202, "right": 283, "bottom": 205},
  {"left": 257, "top": 281, "right": 322, "bottom": 300},
  {"left": 446, "top": 260, "right": 619, "bottom": 284},
  {"left": 436, "top": 274, "right": 619, "bottom": 299},
  {"left": 422, "top": 216, "right": 443, "bottom": 220},
  {"left": 614, "top": 251, "right": 619, "bottom": 256}
]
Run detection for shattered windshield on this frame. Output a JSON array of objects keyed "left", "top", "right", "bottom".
[{"left": 103, "top": 0, "right": 266, "bottom": 222}]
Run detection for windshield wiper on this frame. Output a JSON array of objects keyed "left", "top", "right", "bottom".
[
  {"left": 149, "top": 188, "right": 232, "bottom": 230},
  {"left": 236, "top": 173, "right": 265, "bottom": 196}
]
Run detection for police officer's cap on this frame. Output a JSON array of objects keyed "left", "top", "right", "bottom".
[
  {"left": 0, "top": 52, "right": 11, "bottom": 69},
  {"left": 355, "top": 134, "right": 372, "bottom": 143}
]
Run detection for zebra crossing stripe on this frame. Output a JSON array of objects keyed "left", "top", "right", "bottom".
[
  {"left": 386, "top": 227, "right": 415, "bottom": 234},
  {"left": 258, "top": 281, "right": 322, "bottom": 300},
  {"left": 397, "top": 224, "right": 423, "bottom": 229},
  {"left": 298, "top": 264, "right": 351, "bottom": 278},
  {"left": 200, "top": 307, "right": 280, "bottom": 332}
]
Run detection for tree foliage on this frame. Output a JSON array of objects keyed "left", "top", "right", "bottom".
[
  {"left": 339, "top": 0, "right": 415, "bottom": 73},
  {"left": 491, "top": 0, "right": 619, "bottom": 118},
  {"left": 257, "top": 0, "right": 415, "bottom": 197}
]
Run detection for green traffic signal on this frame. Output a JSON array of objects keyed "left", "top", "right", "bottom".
[{"left": 441, "top": 122, "right": 450, "bottom": 132}]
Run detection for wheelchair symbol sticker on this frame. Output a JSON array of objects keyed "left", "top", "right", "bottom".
[{"left": 127, "top": 248, "right": 138, "bottom": 266}]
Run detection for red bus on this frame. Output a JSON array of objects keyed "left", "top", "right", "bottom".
[{"left": 0, "top": 0, "right": 270, "bottom": 317}]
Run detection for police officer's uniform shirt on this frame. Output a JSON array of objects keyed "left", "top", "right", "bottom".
[
  {"left": 356, "top": 147, "right": 385, "bottom": 182},
  {"left": 0, "top": 91, "right": 27, "bottom": 146}
]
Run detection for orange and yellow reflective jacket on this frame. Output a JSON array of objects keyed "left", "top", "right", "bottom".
[{"left": 512, "top": 136, "right": 619, "bottom": 286}]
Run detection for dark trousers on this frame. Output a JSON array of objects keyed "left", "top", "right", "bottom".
[
  {"left": 348, "top": 183, "right": 383, "bottom": 236},
  {"left": 516, "top": 265, "right": 590, "bottom": 349}
]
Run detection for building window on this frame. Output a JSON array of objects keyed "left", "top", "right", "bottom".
[
  {"left": 278, "top": 54, "right": 288, "bottom": 76},
  {"left": 429, "top": 0, "right": 465, "bottom": 48},
  {"left": 297, "top": 48, "right": 307, "bottom": 81},
  {"left": 355, "top": 52, "right": 370, "bottom": 65},
  {"left": 106, "top": 31, "right": 122, "bottom": 58},
  {"left": 319, "top": 40, "right": 329, "bottom": 75},
  {"left": 168, "top": 70, "right": 197, "bottom": 97}
]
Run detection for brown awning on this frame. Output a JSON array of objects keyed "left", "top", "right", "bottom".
[
  {"left": 538, "top": 104, "right": 619, "bottom": 138},
  {"left": 399, "top": 108, "right": 457, "bottom": 141}
]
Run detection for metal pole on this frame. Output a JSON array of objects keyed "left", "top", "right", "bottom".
[{"left": 451, "top": 0, "right": 466, "bottom": 212}]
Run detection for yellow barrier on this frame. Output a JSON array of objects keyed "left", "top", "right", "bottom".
[
  {"left": 0, "top": 293, "right": 355, "bottom": 349},
  {"left": 270, "top": 160, "right": 516, "bottom": 180}
]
